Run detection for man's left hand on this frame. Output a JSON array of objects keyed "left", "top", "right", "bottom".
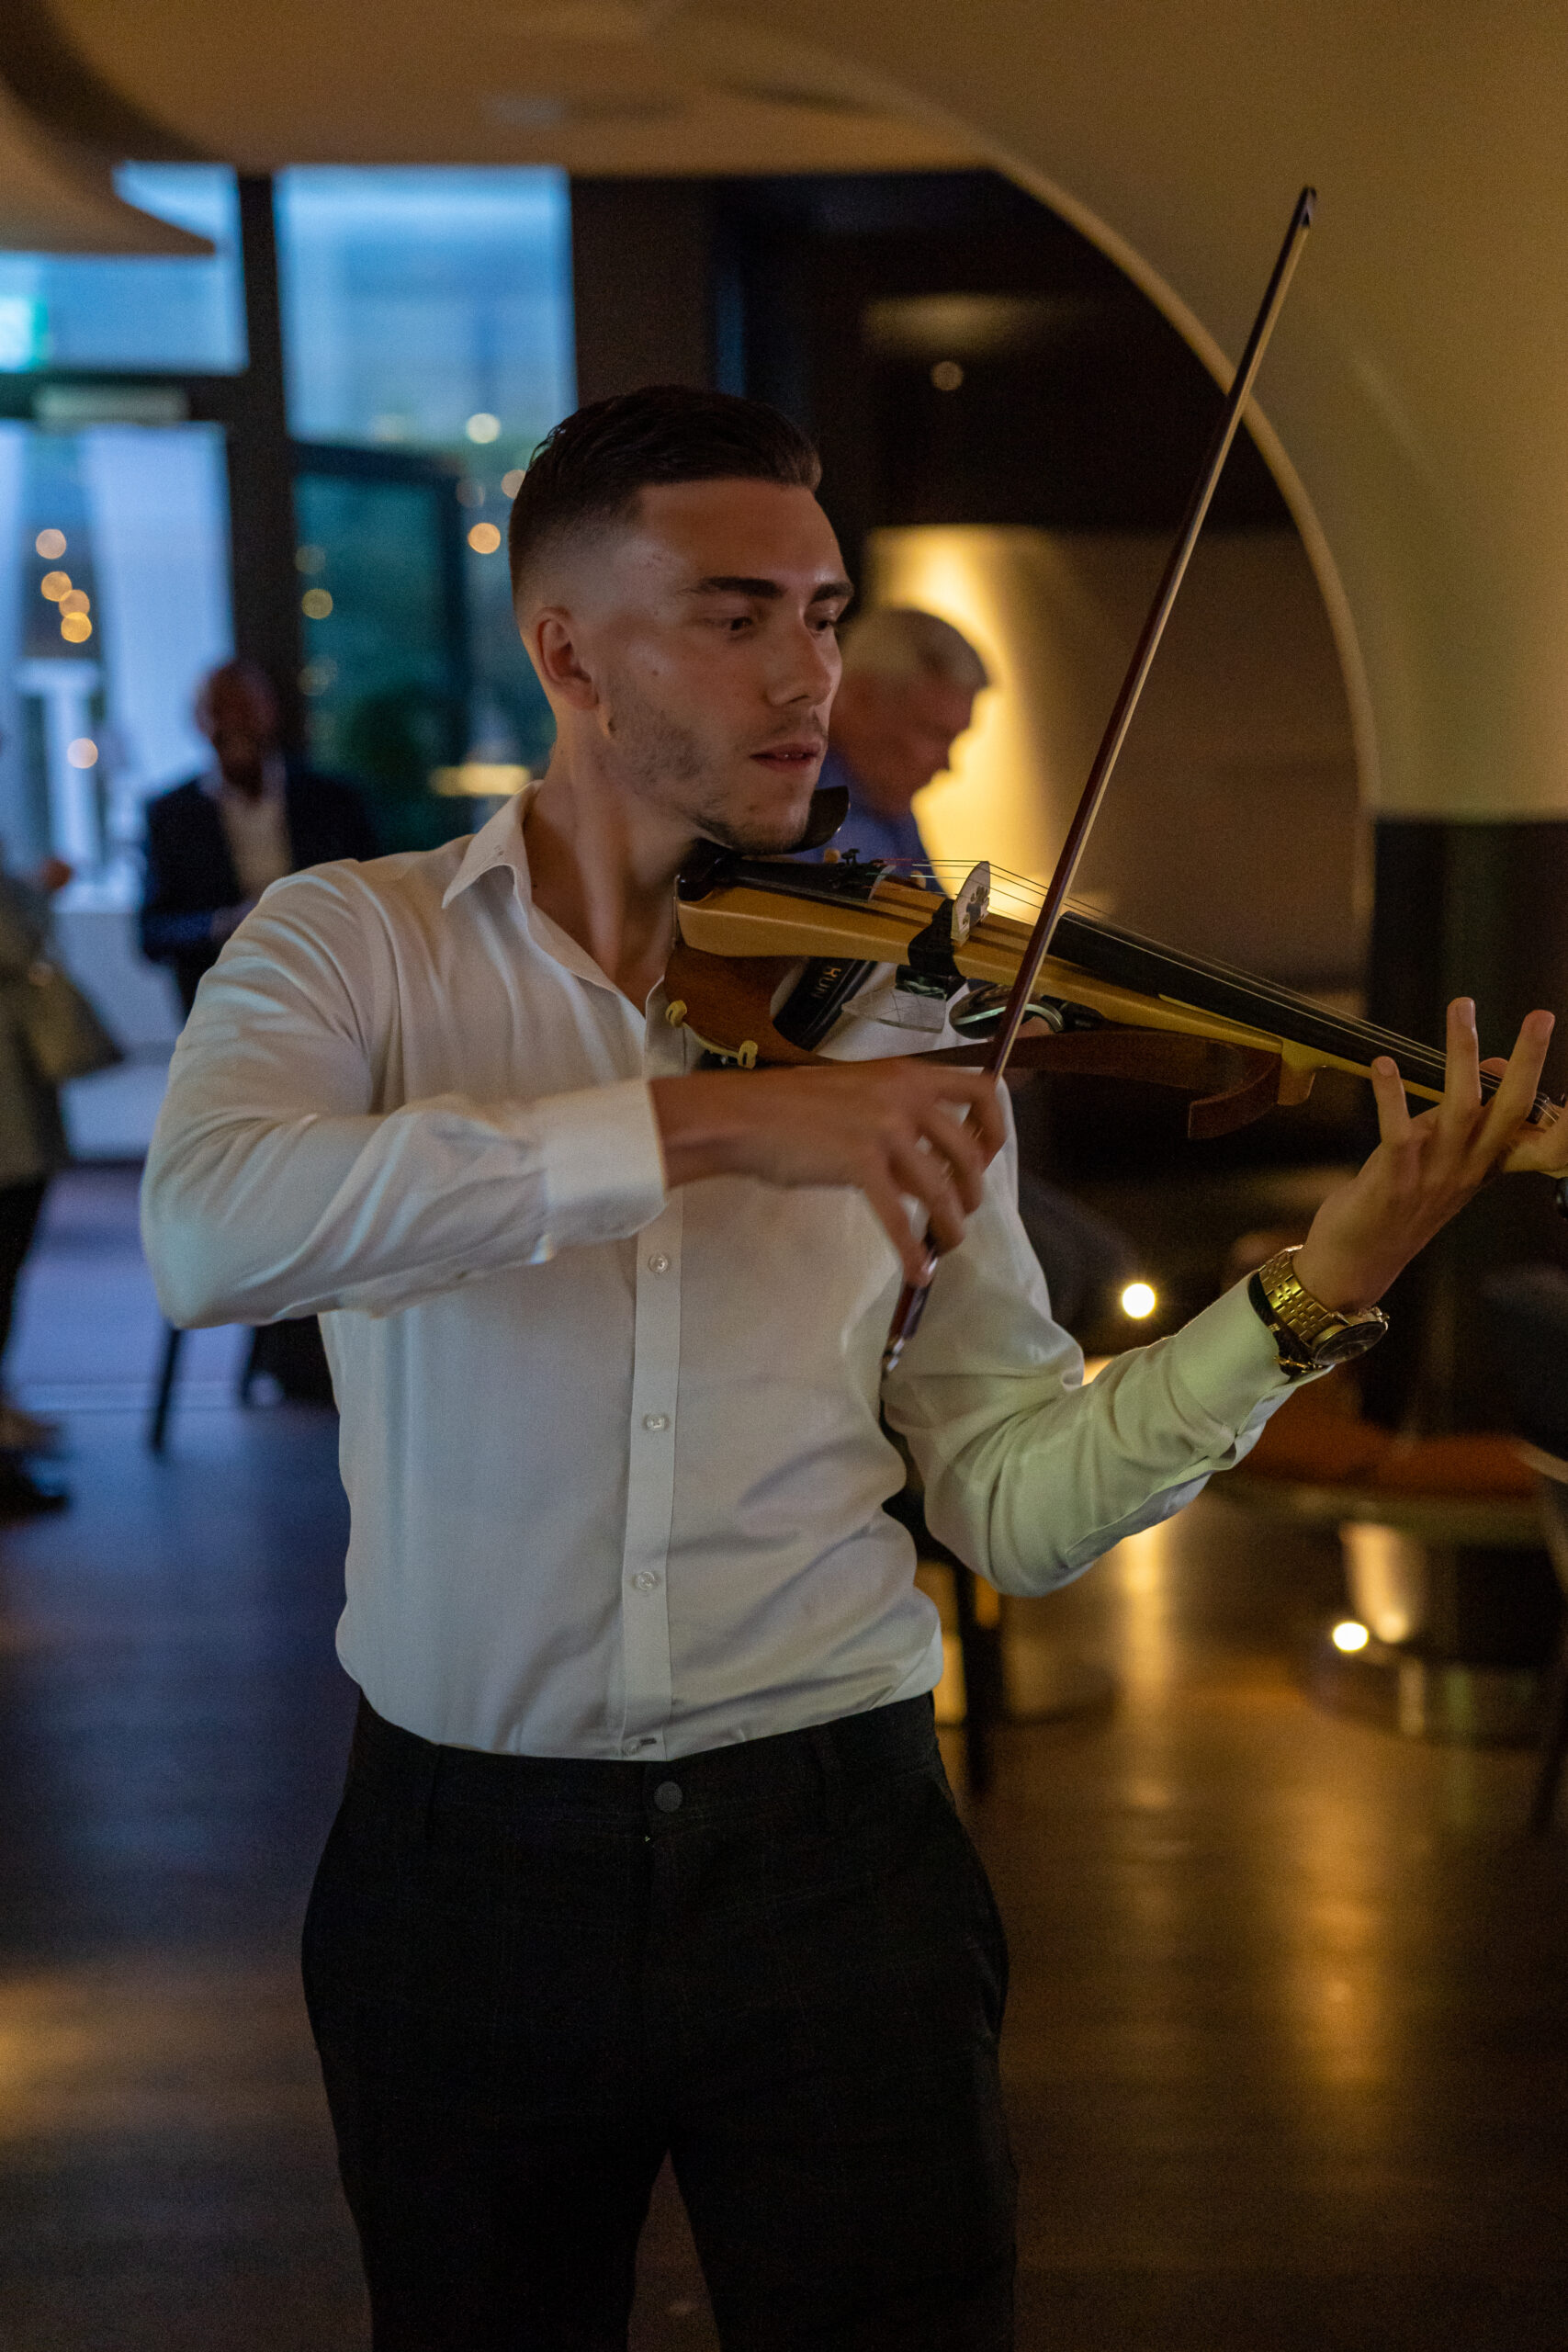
[{"left": 1293, "top": 997, "right": 1562, "bottom": 1312}]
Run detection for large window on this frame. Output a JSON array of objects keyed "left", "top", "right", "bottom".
[
  {"left": 0, "top": 423, "right": 232, "bottom": 894},
  {"left": 276, "top": 169, "right": 574, "bottom": 797},
  {"left": 0, "top": 167, "right": 245, "bottom": 377}
]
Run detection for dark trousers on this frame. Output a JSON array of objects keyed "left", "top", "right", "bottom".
[
  {"left": 303, "top": 1694, "right": 1016, "bottom": 2351},
  {"left": 0, "top": 1176, "right": 47, "bottom": 1370}
]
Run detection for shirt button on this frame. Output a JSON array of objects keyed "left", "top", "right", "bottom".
[
  {"left": 647, "top": 1252, "right": 671, "bottom": 1274},
  {"left": 630, "top": 1569, "right": 661, "bottom": 1593},
  {"left": 653, "top": 1780, "right": 683, "bottom": 1813},
  {"left": 642, "top": 1412, "right": 669, "bottom": 1432}
]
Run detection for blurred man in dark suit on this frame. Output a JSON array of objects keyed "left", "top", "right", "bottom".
[
  {"left": 141, "top": 660, "right": 377, "bottom": 1016},
  {"left": 141, "top": 661, "right": 376, "bottom": 1402}
]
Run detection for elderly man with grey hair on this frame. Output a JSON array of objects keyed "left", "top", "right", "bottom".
[{"left": 809, "top": 605, "right": 989, "bottom": 868}]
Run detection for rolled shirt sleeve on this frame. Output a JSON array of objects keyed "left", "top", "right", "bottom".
[
  {"left": 882, "top": 1120, "right": 1306, "bottom": 1597},
  {"left": 141, "top": 866, "right": 668, "bottom": 1329}
]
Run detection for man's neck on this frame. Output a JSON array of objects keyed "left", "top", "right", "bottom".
[{"left": 524, "top": 746, "right": 695, "bottom": 1009}]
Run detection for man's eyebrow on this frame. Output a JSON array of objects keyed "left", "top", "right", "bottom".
[{"left": 687, "top": 574, "right": 854, "bottom": 604}]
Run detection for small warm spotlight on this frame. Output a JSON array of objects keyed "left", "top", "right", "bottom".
[
  {"left": 295, "top": 544, "right": 325, "bottom": 574},
  {"left": 931, "top": 359, "right": 964, "bottom": 391},
  {"left": 59, "top": 589, "right": 89, "bottom": 616},
  {"left": 502, "top": 468, "right": 525, "bottom": 497},
  {"left": 1120, "top": 1281, "right": 1157, "bottom": 1320},
  {"left": 1331, "top": 1620, "right": 1371, "bottom": 1654},
  {"left": 468, "top": 522, "right": 502, "bottom": 555},
  {"left": 66, "top": 738, "right": 97, "bottom": 768},
  {"left": 301, "top": 588, "right": 333, "bottom": 619},
  {"left": 60, "top": 613, "right": 92, "bottom": 642},
  {"left": 35, "top": 528, "right": 66, "bottom": 560},
  {"left": 40, "top": 570, "right": 70, "bottom": 601},
  {"left": 466, "top": 412, "right": 502, "bottom": 444}
]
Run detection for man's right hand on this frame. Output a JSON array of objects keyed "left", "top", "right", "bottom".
[{"left": 649, "top": 1061, "right": 1006, "bottom": 1283}]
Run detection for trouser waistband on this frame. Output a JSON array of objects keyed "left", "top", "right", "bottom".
[{"left": 347, "top": 1691, "right": 941, "bottom": 1828}]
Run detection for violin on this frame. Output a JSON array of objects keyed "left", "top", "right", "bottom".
[{"left": 666, "top": 826, "right": 1562, "bottom": 1147}]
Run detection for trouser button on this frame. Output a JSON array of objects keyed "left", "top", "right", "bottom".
[{"left": 653, "top": 1780, "right": 683, "bottom": 1813}]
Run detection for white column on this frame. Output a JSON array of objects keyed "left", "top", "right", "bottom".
[{"left": 15, "top": 659, "right": 102, "bottom": 869}]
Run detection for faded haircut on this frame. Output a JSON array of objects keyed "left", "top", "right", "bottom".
[{"left": 508, "top": 385, "right": 822, "bottom": 603}]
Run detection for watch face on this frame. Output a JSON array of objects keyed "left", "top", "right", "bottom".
[{"left": 1316, "top": 1318, "right": 1386, "bottom": 1365}]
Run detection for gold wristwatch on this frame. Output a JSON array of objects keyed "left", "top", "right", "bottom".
[{"left": 1247, "top": 1246, "right": 1389, "bottom": 1380}]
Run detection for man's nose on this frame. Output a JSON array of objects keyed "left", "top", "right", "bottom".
[{"left": 766, "top": 621, "right": 839, "bottom": 704}]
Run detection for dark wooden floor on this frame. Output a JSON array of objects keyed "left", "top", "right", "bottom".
[{"left": 1, "top": 1170, "right": 1564, "bottom": 2349}]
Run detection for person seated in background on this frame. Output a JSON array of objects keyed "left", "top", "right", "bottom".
[
  {"left": 140, "top": 659, "right": 378, "bottom": 1017},
  {"left": 140, "top": 660, "right": 377, "bottom": 1404},
  {"left": 807, "top": 605, "right": 989, "bottom": 869}
]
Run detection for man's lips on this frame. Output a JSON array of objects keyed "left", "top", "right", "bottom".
[{"left": 750, "top": 741, "right": 825, "bottom": 771}]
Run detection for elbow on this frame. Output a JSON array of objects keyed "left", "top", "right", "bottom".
[
  {"left": 141, "top": 1153, "right": 251, "bottom": 1329},
  {"left": 142, "top": 1211, "right": 242, "bottom": 1329}
]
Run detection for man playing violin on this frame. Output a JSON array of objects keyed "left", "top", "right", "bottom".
[{"left": 142, "top": 385, "right": 1566, "bottom": 2352}]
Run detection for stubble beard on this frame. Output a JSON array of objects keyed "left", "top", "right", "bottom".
[{"left": 603, "top": 677, "right": 816, "bottom": 855}]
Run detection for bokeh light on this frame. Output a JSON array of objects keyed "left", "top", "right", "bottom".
[
  {"left": 502, "top": 469, "right": 525, "bottom": 497},
  {"left": 1120, "top": 1281, "right": 1157, "bottom": 1319},
  {"left": 931, "top": 360, "right": 964, "bottom": 391},
  {"left": 59, "top": 589, "right": 90, "bottom": 616},
  {"left": 1331, "top": 1620, "right": 1371, "bottom": 1654},
  {"left": 295, "top": 544, "right": 325, "bottom": 574},
  {"left": 60, "top": 613, "right": 92, "bottom": 643},
  {"left": 34, "top": 529, "right": 66, "bottom": 560},
  {"left": 301, "top": 588, "right": 333, "bottom": 619},
  {"left": 66, "top": 738, "right": 98, "bottom": 769},
  {"left": 468, "top": 522, "right": 502, "bottom": 555},
  {"left": 39, "top": 571, "right": 71, "bottom": 602},
  {"left": 466, "top": 412, "right": 502, "bottom": 444}
]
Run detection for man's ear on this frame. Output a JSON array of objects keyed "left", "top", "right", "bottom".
[{"left": 529, "top": 608, "right": 599, "bottom": 711}]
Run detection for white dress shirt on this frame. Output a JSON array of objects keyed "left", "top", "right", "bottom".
[
  {"left": 202, "top": 754, "right": 292, "bottom": 901},
  {"left": 141, "top": 792, "right": 1302, "bottom": 1762}
]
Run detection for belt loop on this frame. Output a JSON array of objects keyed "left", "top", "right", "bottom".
[{"left": 809, "top": 1722, "right": 843, "bottom": 1835}]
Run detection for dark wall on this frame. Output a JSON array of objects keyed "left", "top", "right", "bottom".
[
  {"left": 570, "top": 179, "right": 717, "bottom": 406},
  {"left": 566, "top": 169, "right": 1290, "bottom": 588}
]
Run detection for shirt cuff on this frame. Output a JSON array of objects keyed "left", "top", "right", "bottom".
[
  {"left": 532, "top": 1078, "right": 669, "bottom": 1250},
  {"left": 1162, "top": 1274, "right": 1310, "bottom": 1432}
]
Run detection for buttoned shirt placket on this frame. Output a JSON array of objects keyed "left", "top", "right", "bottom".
[{"left": 616, "top": 997, "right": 688, "bottom": 1758}]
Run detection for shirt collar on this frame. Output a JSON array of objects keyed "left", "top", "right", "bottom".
[
  {"left": 201, "top": 751, "right": 287, "bottom": 804},
  {"left": 441, "top": 785, "right": 539, "bottom": 910}
]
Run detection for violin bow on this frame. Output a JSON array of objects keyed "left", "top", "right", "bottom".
[{"left": 883, "top": 185, "right": 1318, "bottom": 1372}]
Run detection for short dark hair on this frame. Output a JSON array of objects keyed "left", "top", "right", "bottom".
[{"left": 508, "top": 384, "right": 822, "bottom": 600}]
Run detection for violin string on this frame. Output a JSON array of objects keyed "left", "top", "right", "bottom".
[
  {"left": 870, "top": 856, "right": 1546, "bottom": 1104},
  {"left": 881, "top": 858, "right": 1456, "bottom": 1073}
]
